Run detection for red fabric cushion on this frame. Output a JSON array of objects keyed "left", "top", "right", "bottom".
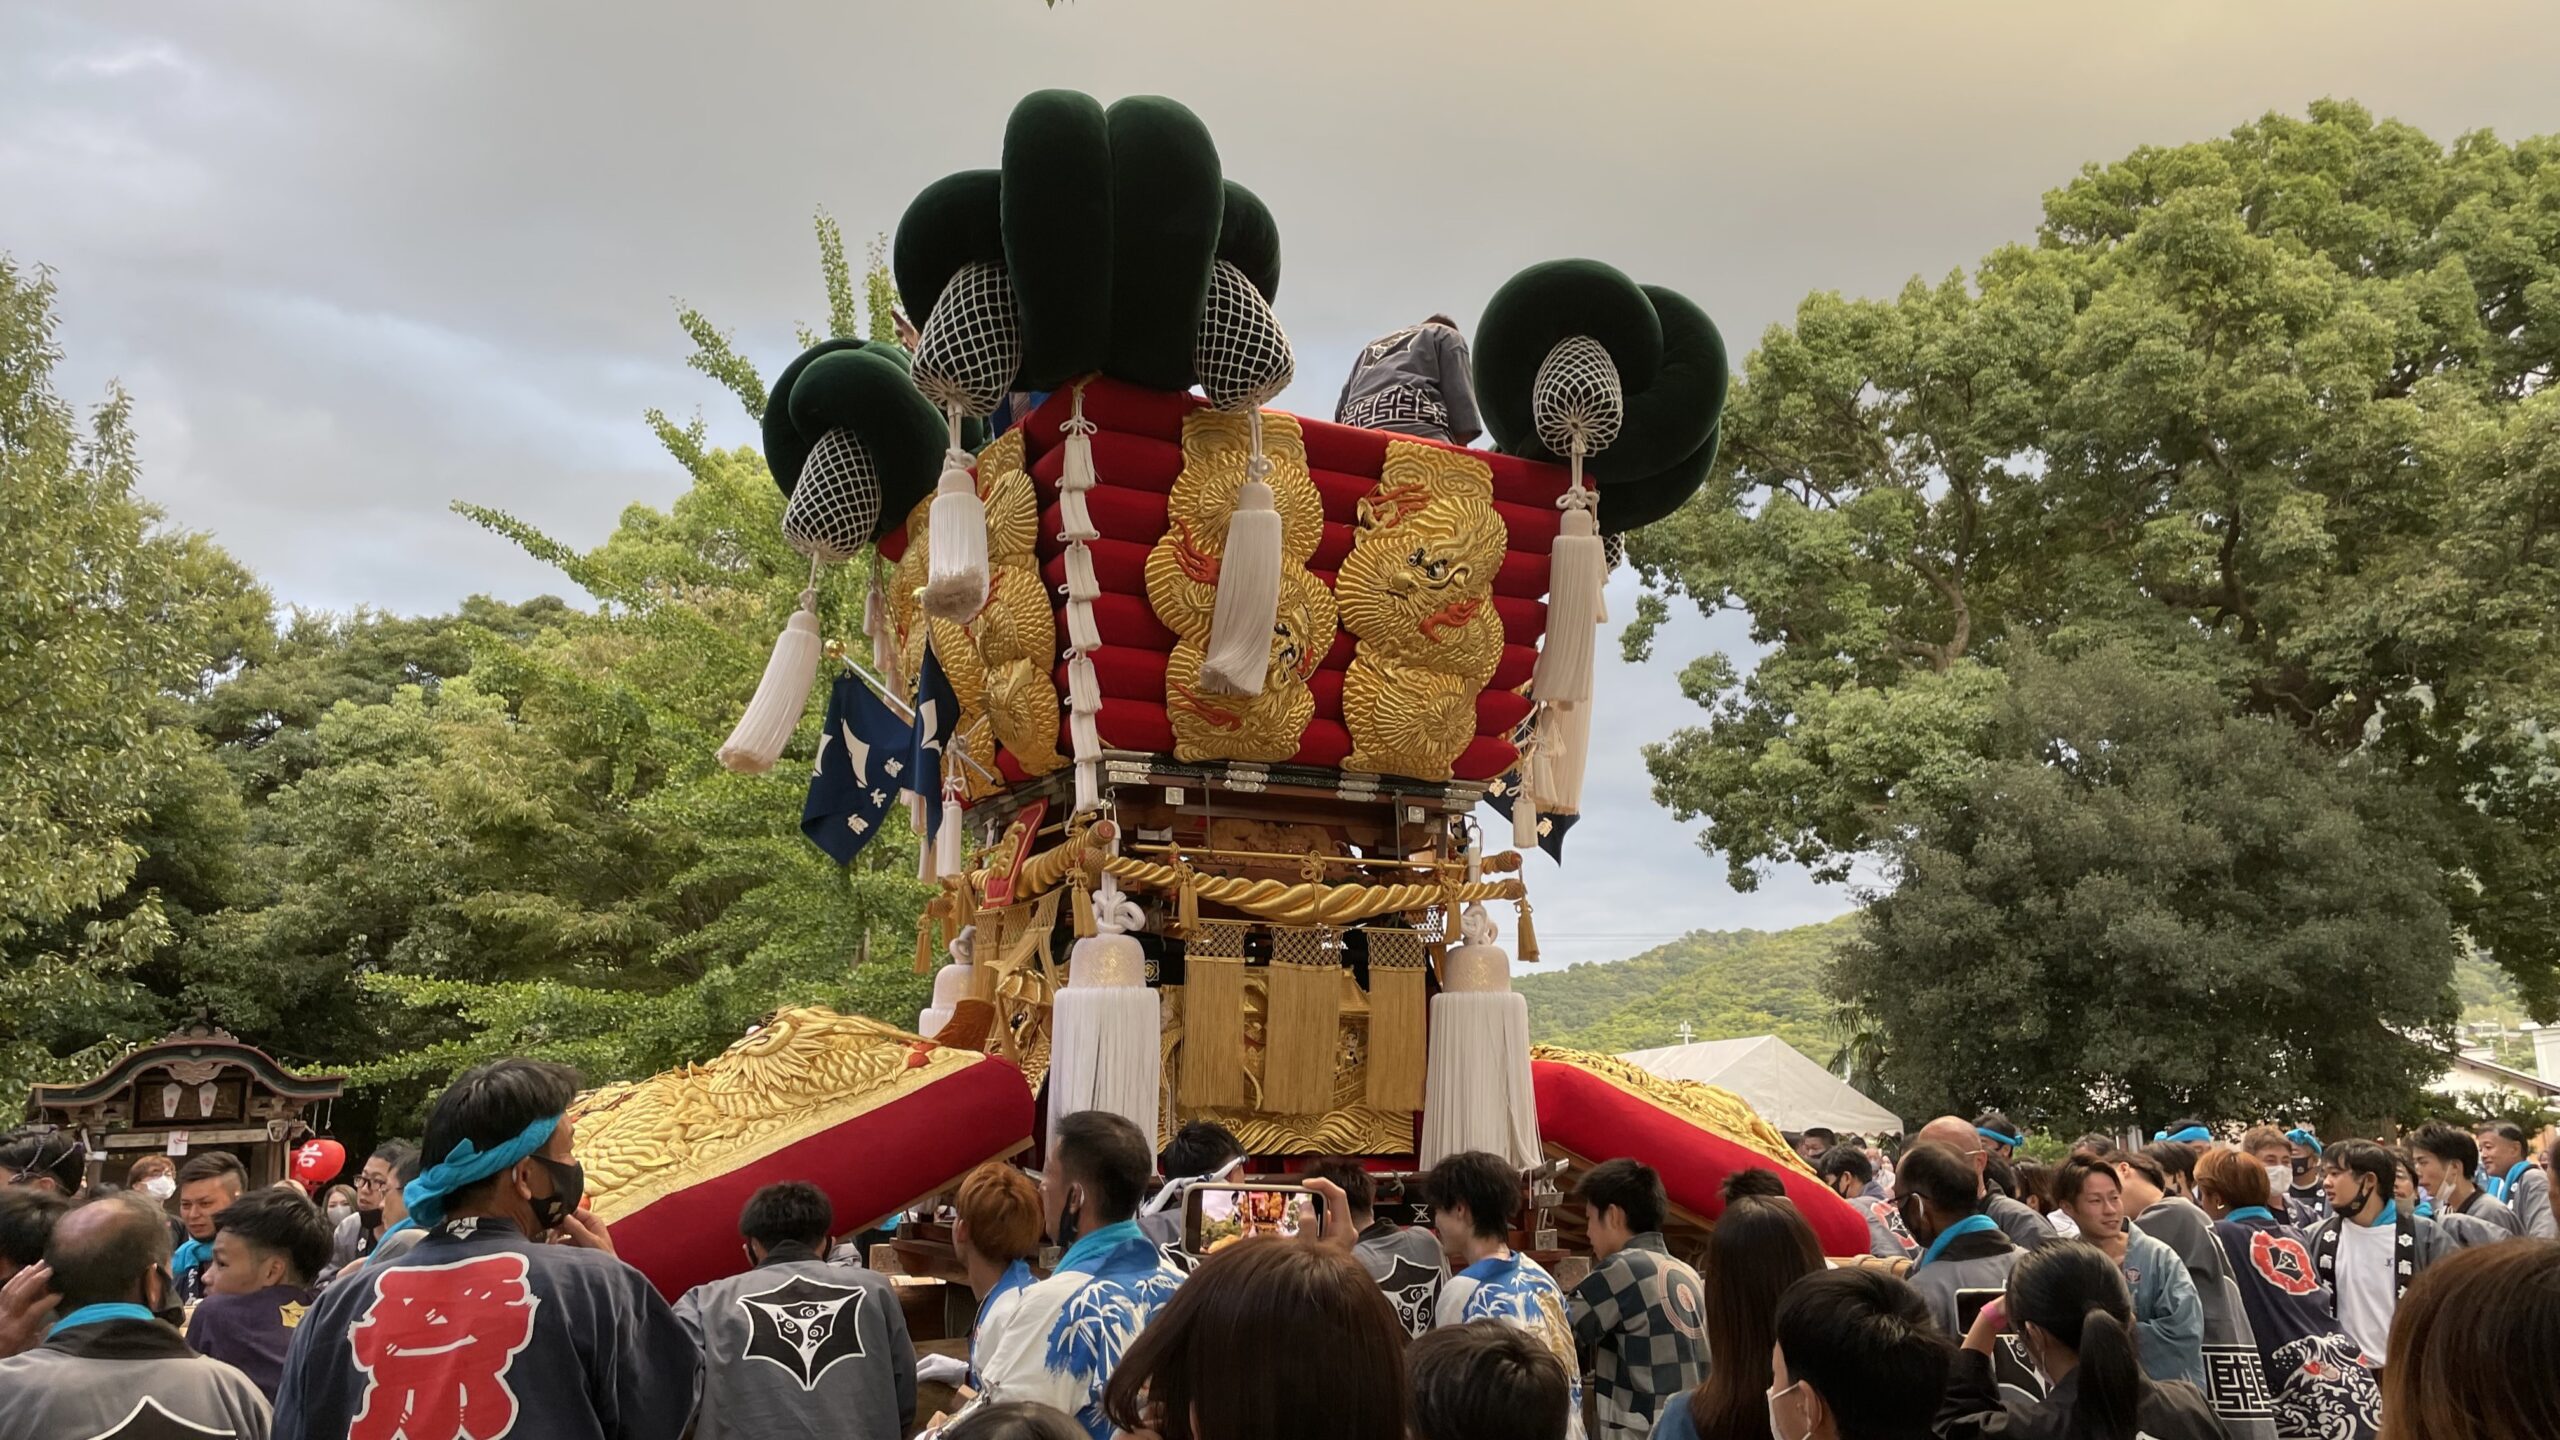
[
  {"left": 1531, "top": 1059, "right": 1873, "bottom": 1258},
  {"left": 606, "top": 1053, "right": 1035, "bottom": 1299}
]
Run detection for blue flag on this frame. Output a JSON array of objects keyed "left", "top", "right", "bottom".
[
  {"left": 802, "top": 676, "right": 918, "bottom": 864},
  {"left": 911, "top": 637, "right": 962, "bottom": 843}
]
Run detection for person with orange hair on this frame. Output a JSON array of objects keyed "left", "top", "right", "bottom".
[
  {"left": 953, "top": 1161, "right": 1044, "bottom": 1390},
  {"left": 2381, "top": 1239, "right": 2560, "bottom": 1440}
]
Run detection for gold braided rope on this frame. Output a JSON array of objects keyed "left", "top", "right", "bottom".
[
  {"left": 998, "top": 840, "right": 1523, "bottom": 929},
  {"left": 1099, "top": 853, "right": 1518, "bottom": 927}
]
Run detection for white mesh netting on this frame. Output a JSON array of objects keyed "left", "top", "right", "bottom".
[
  {"left": 782, "top": 427, "right": 885, "bottom": 564},
  {"left": 913, "top": 260, "right": 1024, "bottom": 419},
  {"left": 1532, "top": 334, "right": 1625, "bottom": 460},
  {"left": 1195, "top": 259, "right": 1295, "bottom": 413}
]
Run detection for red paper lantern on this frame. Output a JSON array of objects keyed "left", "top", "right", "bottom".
[{"left": 291, "top": 1137, "right": 347, "bottom": 1187}]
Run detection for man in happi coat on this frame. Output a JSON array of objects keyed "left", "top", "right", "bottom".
[
  {"left": 973, "top": 1111, "right": 1190, "bottom": 1440},
  {"left": 272, "top": 1059, "right": 700, "bottom": 1440}
]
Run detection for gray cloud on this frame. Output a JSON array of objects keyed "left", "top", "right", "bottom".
[{"left": 5, "top": 0, "right": 2555, "bottom": 936}]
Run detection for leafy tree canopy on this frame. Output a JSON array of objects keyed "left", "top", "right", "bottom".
[{"left": 1629, "top": 101, "right": 2560, "bottom": 1014}]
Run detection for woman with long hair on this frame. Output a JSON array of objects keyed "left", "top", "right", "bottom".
[
  {"left": 1648, "top": 1195, "right": 1823, "bottom": 1440},
  {"left": 2192, "top": 1149, "right": 2380, "bottom": 1440},
  {"left": 1099, "top": 1237, "right": 1409, "bottom": 1440},
  {"left": 1945, "top": 1241, "right": 2224, "bottom": 1440},
  {"left": 2383, "top": 1239, "right": 2560, "bottom": 1440}
]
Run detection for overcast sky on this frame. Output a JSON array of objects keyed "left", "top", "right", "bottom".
[{"left": 8, "top": 1, "right": 2558, "bottom": 968}]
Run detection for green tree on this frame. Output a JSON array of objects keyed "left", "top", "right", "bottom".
[
  {"left": 0, "top": 259, "right": 268, "bottom": 1100},
  {"left": 1630, "top": 101, "right": 2560, "bottom": 1008},
  {"left": 1835, "top": 647, "right": 2457, "bottom": 1131}
]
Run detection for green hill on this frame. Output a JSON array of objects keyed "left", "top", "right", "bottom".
[{"left": 1517, "top": 916, "right": 1854, "bottom": 1057}]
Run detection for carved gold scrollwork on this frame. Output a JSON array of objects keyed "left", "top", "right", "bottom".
[
  {"left": 1145, "top": 410, "right": 1337, "bottom": 762},
  {"left": 888, "top": 428, "right": 1064, "bottom": 793},
  {"left": 1338, "top": 441, "right": 1507, "bottom": 779}
]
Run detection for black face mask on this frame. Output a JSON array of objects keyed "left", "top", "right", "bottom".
[
  {"left": 1055, "top": 1188, "right": 1083, "bottom": 1250},
  {"left": 530, "top": 1156, "right": 584, "bottom": 1233},
  {"left": 2333, "top": 1178, "right": 2375, "bottom": 1222}
]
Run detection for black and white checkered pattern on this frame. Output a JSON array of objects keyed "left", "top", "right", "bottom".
[{"left": 1568, "top": 1238, "right": 1708, "bottom": 1440}]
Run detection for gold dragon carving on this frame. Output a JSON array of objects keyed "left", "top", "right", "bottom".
[
  {"left": 570, "top": 1008, "right": 994, "bottom": 1220},
  {"left": 1529, "top": 1046, "right": 1818, "bottom": 1179},
  {"left": 888, "top": 427, "right": 1065, "bottom": 795},
  {"left": 1338, "top": 441, "right": 1508, "bottom": 779},
  {"left": 1143, "top": 409, "right": 1336, "bottom": 763}
]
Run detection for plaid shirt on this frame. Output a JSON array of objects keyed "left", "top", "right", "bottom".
[{"left": 1567, "top": 1234, "right": 1707, "bottom": 1440}]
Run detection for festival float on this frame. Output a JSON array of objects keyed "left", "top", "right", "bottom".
[{"left": 573, "top": 90, "right": 1868, "bottom": 1300}]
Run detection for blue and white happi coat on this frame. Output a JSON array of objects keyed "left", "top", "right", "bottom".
[
  {"left": 973, "top": 1221, "right": 1190, "bottom": 1440},
  {"left": 1438, "top": 1249, "right": 1587, "bottom": 1440}
]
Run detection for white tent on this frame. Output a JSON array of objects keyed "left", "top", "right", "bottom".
[{"left": 1618, "top": 1035, "right": 1903, "bottom": 1136}]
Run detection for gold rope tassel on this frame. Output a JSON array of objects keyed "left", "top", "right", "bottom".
[
  {"left": 1071, "top": 883, "right": 1097, "bottom": 940},
  {"left": 1364, "top": 927, "right": 1429, "bottom": 1111},
  {"left": 1179, "top": 919, "right": 1249, "bottom": 1109},
  {"left": 913, "top": 911, "right": 936, "bottom": 975},
  {"left": 1516, "top": 899, "right": 1540, "bottom": 965},
  {"left": 1176, "top": 867, "right": 1202, "bottom": 938},
  {"left": 1262, "top": 926, "right": 1342, "bottom": 1115}
]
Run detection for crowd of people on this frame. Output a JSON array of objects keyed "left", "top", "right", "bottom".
[{"left": 2, "top": 1088, "right": 2557, "bottom": 1440}]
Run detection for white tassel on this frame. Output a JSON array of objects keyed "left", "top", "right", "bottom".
[
  {"left": 863, "top": 569, "right": 902, "bottom": 690},
  {"left": 1060, "top": 490, "right": 1098, "bottom": 544},
  {"left": 1075, "top": 759, "right": 1100, "bottom": 813},
  {"left": 1533, "top": 485, "right": 1602, "bottom": 706},
  {"left": 1048, "top": 875, "right": 1160, "bottom": 1142},
  {"left": 923, "top": 418, "right": 989, "bottom": 620},
  {"left": 935, "top": 790, "right": 966, "bottom": 876},
  {"left": 1065, "top": 546, "right": 1101, "bottom": 602},
  {"left": 1514, "top": 785, "right": 1541, "bottom": 851},
  {"left": 1066, "top": 601, "right": 1101, "bottom": 652},
  {"left": 1195, "top": 427, "right": 1282, "bottom": 696},
  {"left": 1420, "top": 904, "right": 1542, "bottom": 1168},
  {"left": 1067, "top": 655, "right": 1102, "bottom": 714},
  {"left": 1529, "top": 695, "right": 1593, "bottom": 815},
  {"left": 913, "top": 794, "right": 938, "bottom": 883},
  {"left": 717, "top": 588, "right": 823, "bottom": 774},
  {"left": 1069, "top": 711, "right": 1101, "bottom": 755}
]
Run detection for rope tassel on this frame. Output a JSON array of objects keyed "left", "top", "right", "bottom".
[
  {"left": 716, "top": 586, "right": 823, "bottom": 774},
  {"left": 1196, "top": 415, "right": 1283, "bottom": 696},
  {"left": 923, "top": 418, "right": 989, "bottom": 621},
  {"left": 1533, "top": 483, "right": 1602, "bottom": 707}
]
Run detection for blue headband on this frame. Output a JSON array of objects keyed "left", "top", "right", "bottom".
[
  {"left": 2285, "top": 1128, "right": 2323, "bottom": 1156},
  {"left": 402, "top": 1115, "right": 560, "bottom": 1229},
  {"left": 1976, "top": 1126, "right": 2023, "bottom": 1149},
  {"left": 2154, "top": 1126, "right": 2213, "bottom": 1144}
]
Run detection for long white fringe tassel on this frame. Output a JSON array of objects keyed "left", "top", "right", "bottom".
[
  {"left": 1048, "top": 873, "right": 1160, "bottom": 1142},
  {"left": 717, "top": 577, "right": 823, "bottom": 775},
  {"left": 1197, "top": 411, "right": 1282, "bottom": 696},
  {"left": 1512, "top": 717, "right": 1544, "bottom": 850},
  {"left": 934, "top": 775, "right": 967, "bottom": 878},
  {"left": 1532, "top": 472, "right": 1602, "bottom": 707},
  {"left": 923, "top": 411, "right": 989, "bottom": 621},
  {"left": 1059, "top": 386, "right": 1107, "bottom": 816},
  {"left": 1420, "top": 902, "right": 1542, "bottom": 1167},
  {"left": 1528, "top": 692, "right": 1594, "bottom": 816}
]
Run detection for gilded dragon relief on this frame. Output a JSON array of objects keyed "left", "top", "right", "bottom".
[
  {"left": 1143, "top": 409, "right": 1336, "bottom": 762},
  {"left": 571, "top": 1008, "right": 985, "bottom": 1220},
  {"left": 888, "top": 428, "right": 1065, "bottom": 795},
  {"left": 1338, "top": 441, "right": 1507, "bottom": 779}
]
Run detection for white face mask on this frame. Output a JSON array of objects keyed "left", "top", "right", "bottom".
[
  {"left": 327, "top": 1204, "right": 354, "bottom": 1226},
  {"left": 1766, "top": 1379, "right": 1809, "bottom": 1440},
  {"left": 139, "top": 1175, "right": 176, "bottom": 1201},
  {"left": 2266, "top": 1164, "right": 2293, "bottom": 1196}
]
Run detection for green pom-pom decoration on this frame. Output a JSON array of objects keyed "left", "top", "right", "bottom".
[
  {"left": 762, "top": 341, "right": 946, "bottom": 541},
  {"left": 1475, "top": 260, "right": 1729, "bottom": 533},
  {"left": 1002, "top": 90, "right": 1113, "bottom": 387},
  {"left": 892, "top": 170, "right": 1005, "bottom": 346},
  {"left": 1102, "top": 95, "right": 1223, "bottom": 391},
  {"left": 1216, "top": 181, "right": 1282, "bottom": 303}
]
